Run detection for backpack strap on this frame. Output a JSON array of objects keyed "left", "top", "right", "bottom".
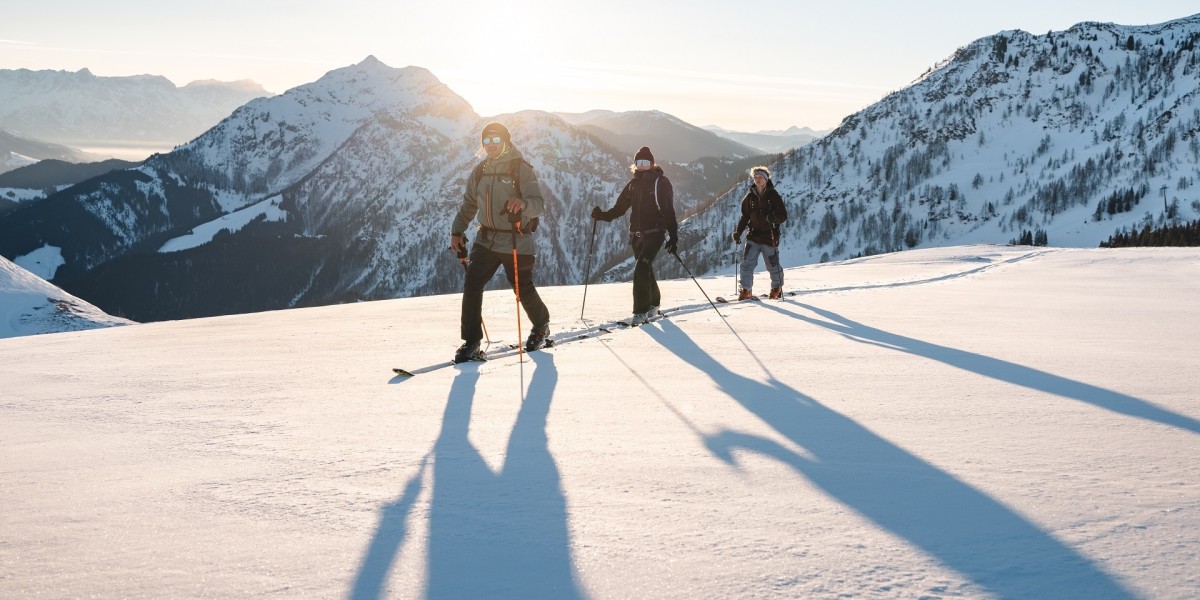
[{"left": 472, "top": 158, "right": 530, "bottom": 197}]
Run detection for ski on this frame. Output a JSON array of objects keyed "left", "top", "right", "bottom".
[
  {"left": 613, "top": 307, "right": 675, "bottom": 328},
  {"left": 715, "top": 296, "right": 760, "bottom": 303},
  {"left": 391, "top": 316, "right": 644, "bottom": 377}
]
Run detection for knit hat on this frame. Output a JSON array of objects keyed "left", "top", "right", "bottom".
[
  {"left": 634, "top": 146, "right": 654, "bottom": 164},
  {"left": 481, "top": 122, "right": 510, "bottom": 142},
  {"left": 751, "top": 165, "right": 771, "bottom": 179}
]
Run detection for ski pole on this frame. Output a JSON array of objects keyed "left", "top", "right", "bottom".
[
  {"left": 732, "top": 232, "right": 739, "bottom": 297},
  {"left": 580, "top": 218, "right": 598, "bottom": 320},
  {"left": 511, "top": 220, "right": 524, "bottom": 362},
  {"left": 454, "top": 239, "right": 489, "bottom": 343},
  {"left": 671, "top": 251, "right": 735, "bottom": 331}
]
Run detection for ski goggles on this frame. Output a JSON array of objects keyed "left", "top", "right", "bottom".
[
  {"left": 482, "top": 136, "right": 504, "bottom": 145},
  {"left": 635, "top": 159, "right": 652, "bottom": 167}
]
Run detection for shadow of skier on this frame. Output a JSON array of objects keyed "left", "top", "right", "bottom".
[
  {"left": 771, "top": 301, "right": 1200, "bottom": 436},
  {"left": 642, "top": 320, "right": 1137, "bottom": 599},
  {"left": 350, "top": 454, "right": 430, "bottom": 600},
  {"left": 423, "top": 353, "right": 588, "bottom": 599}
]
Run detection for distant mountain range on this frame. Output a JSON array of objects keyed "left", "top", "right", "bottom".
[
  {"left": 2, "top": 12, "right": 1198, "bottom": 322},
  {"left": 555, "top": 110, "right": 762, "bottom": 161},
  {"left": 702, "top": 125, "right": 829, "bottom": 154},
  {"left": 0, "top": 57, "right": 773, "bottom": 321},
  {"left": 0, "top": 68, "right": 269, "bottom": 153},
  {"left": 0, "top": 129, "right": 104, "bottom": 174}
]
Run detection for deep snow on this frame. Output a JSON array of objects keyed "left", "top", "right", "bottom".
[{"left": 1, "top": 245, "right": 1197, "bottom": 599}]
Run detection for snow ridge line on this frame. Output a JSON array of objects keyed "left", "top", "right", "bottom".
[
  {"left": 781, "top": 248, "right": 1056, "bottom": 298},
  {"left": 392, "top": 249, "right": 1053, "bottom": 377}
]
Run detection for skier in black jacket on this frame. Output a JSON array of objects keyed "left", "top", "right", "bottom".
[
  {"left": 592, "top": 146, "right": 679, "bottom": 324},
  {"left": 733, "top": 165, "right": 788, "bottom": 299}
]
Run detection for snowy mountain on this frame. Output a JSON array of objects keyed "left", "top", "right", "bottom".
[
  {"left": 5, "top": 13, "right": 1199, "bottom": 323},
  {"left": 0, "top": 129, "right": 102, "bottom": 174},
  {"left": 0, "top": 254, "right": 132, "bottom": 338},
  {"left": 0, "top": 57, "right": 766, "bottom": 322},
  {"left": 0, "top": 68, "right": 269, "bottom": 150},
  {"left": 2, "top": 245, "right": 1197, "bottom": 598},
  {"left": 675, "top": 14, "right": 1200, "bottom": 272},
  {"left": 557, "top": 109, "right": 764, "bottom": 161},
  {"left": 703, "top": 124, "right": 828, "bottom": 154}
]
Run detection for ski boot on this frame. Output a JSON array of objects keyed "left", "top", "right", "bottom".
[
  {"left": 525, "top": 324, "right": 551, "bottom": 352},
  {"left": 454, "top": 339, "right": 486, "bottom": 364}
]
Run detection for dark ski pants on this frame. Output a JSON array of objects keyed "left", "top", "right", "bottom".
[
  {"left": 460, "top": 244, "right": 549, "bottom": 343},
  {"left": 630, "top": 233, "right": 664, "bottom": 314}
]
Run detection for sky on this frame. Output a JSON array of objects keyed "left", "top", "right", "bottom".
[
  {"left": 2, "top": 245, "right": 1198, "bottom": 598},
  {"left": 3, "top": 1, "right": 1198, "bottom": 132}
]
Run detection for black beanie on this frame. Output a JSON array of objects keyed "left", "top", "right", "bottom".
[
  {"left": 634, "top": 146, "right": 654, "bottom": 164},
  {"left": 482, "top": 122, "right": 510, "bottom": 142}
]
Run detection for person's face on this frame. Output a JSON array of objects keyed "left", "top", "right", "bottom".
[
  {"left": 753, "top": 173, "right": 767, "bottom": 186},
  {"left": 482, "top": 135, "right": 504, "bottom": 157}
]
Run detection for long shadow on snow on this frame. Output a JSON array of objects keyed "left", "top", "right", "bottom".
[
  {"left": 350, "top": 455, "right": 429, "bottom": 600},
  {"left": 423, "top": 353, "right": 588, "bottom": 599},
  {"left": 776, "top": 301, "right": 1200, "bottom": 436},
  {"left": 642, "top": 320, "right": 1136, "bottom": 599}
]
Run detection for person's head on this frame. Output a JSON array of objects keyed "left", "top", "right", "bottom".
[
  {"left": 481, "top": 122, "right": 510, "bottom": 158},
  {"left": 633, "top": 146, "right": 654, "bottom": 172},
  {"left": 751, "top": 165, "right": 771, "bottom": 187}
]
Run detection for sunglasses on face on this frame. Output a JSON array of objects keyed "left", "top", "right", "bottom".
[
  {"left": 482, "top": 136, "right": 504, "bottom": 146},
  {"left": 635, "top": 159, "right": 652, "bottom": 167}
]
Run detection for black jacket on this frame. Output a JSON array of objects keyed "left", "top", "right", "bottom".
[
  {"left": 597, "top": 167, "right": 678, "bottom": 239},
  {"left": 736, "top": 181, "right": 787, "bottom": 247}
]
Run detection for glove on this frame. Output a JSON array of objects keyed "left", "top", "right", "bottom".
[
  {"left": 450, "top": 234, "right": 467, "bottom": 254},
  {"left": 665, "top": 235, "right": 678, "bottom": 255},
  {"left": 591, "top": 206, "right": 604, "bottom": 220},
  {"left": 732, "top": 231, "right": 742, "bottom": 244}
]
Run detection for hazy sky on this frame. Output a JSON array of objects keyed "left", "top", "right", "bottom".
[{"left": 3, "top": 1, "right": 1196, "bottom": 131}]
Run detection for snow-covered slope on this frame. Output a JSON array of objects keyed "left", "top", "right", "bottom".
[
  {"left": 1, "top": 245, "right": 1196, "bottom": 598},
  {"left": 678, "top": 14, "right": 1200, "bottom": 271},
  {"left": 0, "top": 255, "right": 132, "bottom": 338}
]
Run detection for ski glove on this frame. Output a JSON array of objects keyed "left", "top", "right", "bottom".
[
  {"left": 732, "top": 231, "right": 742, "bottom": 244},
  {"left": 665, "top": 235, "right": 678, "bottom": 255},
  {"left": 591, "top": 206, "right": 605, "bottom": 220}
]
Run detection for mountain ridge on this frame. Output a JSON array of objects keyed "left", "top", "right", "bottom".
[{"left": 3, "top": 13, "right": 1199, "bottom": 321}]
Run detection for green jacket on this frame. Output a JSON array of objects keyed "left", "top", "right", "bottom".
[{"left": 450, "top": 145, "right": 545, "bottom": 255}]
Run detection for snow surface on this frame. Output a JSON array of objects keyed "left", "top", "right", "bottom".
[
  {"left": 1, "top": 245, "right": 1197, "bottom": 599},
  {"left": 0, "top": 255, "right": 132, "bottom": 338},
  {"left": 158, "top": 195, "right": 289, "bottom": 253},
  {"left": 11, "top": 244, "right": 64, "bottom": 280}
]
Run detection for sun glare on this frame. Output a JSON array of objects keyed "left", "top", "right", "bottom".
[{"left": 439, "top": 3, "right": 554, "bottom": 118}]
